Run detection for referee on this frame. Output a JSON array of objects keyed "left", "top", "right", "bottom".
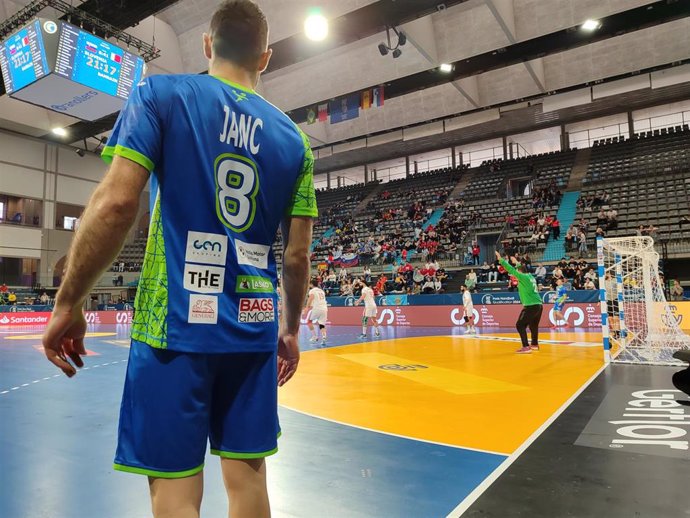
[{"left": 495, "top": 251, "right": 543, "bottom": 354}]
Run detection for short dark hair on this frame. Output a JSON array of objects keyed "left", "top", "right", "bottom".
[
  {"left": 310, "top": 278, "right": 320, "bottom": 287},
  {"left": 210, "top": 0, "right": 268, "bottom": 69}
]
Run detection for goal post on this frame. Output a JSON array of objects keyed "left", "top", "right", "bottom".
[{"left": 596, "top": 236, "right": 690, "bottom": 365}]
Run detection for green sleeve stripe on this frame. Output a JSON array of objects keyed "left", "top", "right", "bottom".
[
  {"left": 113, "top": 462, "right": 204, "bottom": 478},
  {"left": 101, "top": 144, "right": 155, "bottom": 172},
  {"left": 287, "top": 129, "right": 318, "bottom": 218},
  {"left": 210, "top": 447, "right": 278, "bottom": 459}
]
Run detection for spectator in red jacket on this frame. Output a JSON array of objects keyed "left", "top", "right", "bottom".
[{"left": 472, "top": 243, "right": 480, "bottom": 265}]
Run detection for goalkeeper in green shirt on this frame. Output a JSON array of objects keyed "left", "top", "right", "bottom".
[{"left": 495, "top": 251, "right": 543, "bottom": 354}]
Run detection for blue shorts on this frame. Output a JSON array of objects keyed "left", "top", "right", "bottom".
[
  {"left": 554, "top": 301, "right": 565, "bottom": 312},
  {"left": 114, "top": 340, "right": 280, "bottom": 478}
]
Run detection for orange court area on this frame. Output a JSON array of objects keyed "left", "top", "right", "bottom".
[{"left": 279, "top": 332, "right": 606, "bottom": 454}]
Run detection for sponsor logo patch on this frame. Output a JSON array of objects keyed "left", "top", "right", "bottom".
[
  {"left": 235, "top": 239, "right": 269, "bottom": 269},
  {"left": 185, "top": 231, "right": 228, "bottom": 266},
  {"left": 188, "top": 294, "right": 218, "bottom": 324},
  {"left": 238, "top": 297, "right": 275, "bottom": 323},
  {"left": 184, "top": 264, "right": 225, "bottom": 294},
  {"left": 236, "top": 275, "right": 273, "bottom": 293}
]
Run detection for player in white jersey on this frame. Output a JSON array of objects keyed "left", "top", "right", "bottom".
[
  {"left": 355, "top": 279, "right": 381, "bottom": 339},
  {"left": 304, "top": 278, "right": 328, "bottom": 344},
  {"left": 460, "top": 285, "right": 476, "bottom": 334}
]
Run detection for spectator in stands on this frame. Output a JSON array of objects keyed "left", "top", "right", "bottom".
[
  {"left": 679, "top": 215, "right": 690, "bottom": 228},
  {"left": 0, "top": 283, "right": 7, "bottom": 295},
  {"left": 578, "top": 230, "right": 588, "bottom": 256},
  {"left": 534, "top": 264, "right": 547, "bottom": 285},
  {"left": 118, "top": 261, "right": 125, "bottom": 272},
  {"left": 465, "top": 270, "right": 477, "bottom": 292},
  {"left": 471, "top": 242, "right": 480, "bottom": 265},
  {"left": 340, "top": 280, "right": 353, "bottom": 296},
  {"left": 564, "top": 230, "right": 575, "bottom": 252},
  {"left": 671, "top": 280, "right": 684, "bottom": 301},
  {"left": 488, "top": 261, "right": 498, "bottom": 283},
  {"left": 39, "top": 291, "right": 49, "bottom": 305},
  {"left": 435, "top": 267, "right": 448, "bottom": 284},
  {"left": 552, "top": 265, "right": 564, "bottom": 281},
  {"left": 507, "top": 275, "right": 518, "bottom": 292},
  {"left": 551, "top": 217, "right": 561, "bottom": 241},
  {"left": 375, "top": 274, "right": 387, "bottom": 294},
  {"left": 363, "top": 266, "right": 372, "bottom": 283},
  {"left": 338, "top": 266, "right": 348, "bottom": 281},
  {"left": 422, "top": 276, "right": 436, "bottom": 294},
  {"left": 479, "top": 261, "right": 490, "bottom": 282},
  {"left": 7, "top": 291, "right": 17, "bottom": 305},
  {"left": 584, "top": 278, "right": 596, "bottom": 290}
]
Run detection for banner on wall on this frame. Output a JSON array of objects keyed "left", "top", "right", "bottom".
[{"left": 0, "top": 310, "right": 133, "bottom": 326}]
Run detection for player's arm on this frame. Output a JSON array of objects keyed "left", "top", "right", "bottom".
[
  {"left": 44, "top": 157, "right": 149, "bottom": 376},
  {"left": 496, "top": 252, "right": 519, "bottom": 277},
  {"left": 304, "top": 292, "right": 314, "bottom": 311}
]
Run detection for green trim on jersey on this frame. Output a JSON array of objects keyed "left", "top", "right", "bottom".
[
  {"left": 132, "top": 192, "right": 169, "bottom": 348},
  {"left": 288, "top": 130, "right": 318, "bottom": 218},
  {"left": 101, "top": 144, "right": 155, "bottom": 172},
  {"left": 210, "top": 75, "right": 256, "bottom": 95},
  {"left": 210, "top": 447, "right": 278, "bottom": 459},
  {"left": 113, "top": 462, "right": 204, "bottom": 479}
]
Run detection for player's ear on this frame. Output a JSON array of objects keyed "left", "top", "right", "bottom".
[
  {"left": 257, "top": 48, "right": 273, "bottom": 74},
  {"left": 203, "top": 33, "right": 213, "bottom": 61}
]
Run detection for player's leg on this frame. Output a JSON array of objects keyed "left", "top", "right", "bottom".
[
  {"left": 528, "top": 305, "right": 543, "bottom": 351},
  {"left": 371, "top": 310, "right": 381, "bottom": 337},
  {"left": 515, "top": 308, "right": 531, "bottom": 353},
  {"left": 360, "top": 316, "right": 368, "bottom": 338},
  {"left": 306, "top": 319, "right": 317, "bottom": 342},
  {"left": 211, "top": 351, "right": 279, "bottom": 518},
  {"left": 115, "top": 342, "right": 212, "bottom": 518},
  {"left": 149, "top": 474, "right": 204, "bottom": 518},
  {"left": 319, "top": 323, "right": 327, "bottom": 343},
  {"left": 552, "top": 306, "right": 563, "bottom": 328},
  {"left": 221, "top": 458, "right": 269, "bottom": 518}
]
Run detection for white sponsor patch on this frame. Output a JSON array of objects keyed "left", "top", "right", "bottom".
[
  {"left": 235, "top": 239, "right": 270, "bottom": 269},
  {"left": 183, "top": 264, "right": 225, "bottom": 294},
  {"left": 185, "top": 231, "right": 228, "bottom": 266},
  {"left": 188, "top": 294, "right": 218, "bottom": 324},
  {"left": 238, "top": 298, "right": 275, "bottom": 323}
]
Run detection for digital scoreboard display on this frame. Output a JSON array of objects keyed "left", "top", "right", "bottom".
[
  {"left": 0, "top": 20, "right": 50, "bottom": 94},
  {"left": 55, "top": 22, "right": 144, "bottom": 100},
  {"left": 0, "top": 18, "right": 146, "bottom": 121}
]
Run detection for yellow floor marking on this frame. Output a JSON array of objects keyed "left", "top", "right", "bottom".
[
  {"left": 280, "top": 334, "right": 604, "bottom": 454},
  {"left": 338, "top": 352, "right": 526, "bottom": 395},
  {"left": 6, "top": 332, "right": 116, "bottom": 340}
]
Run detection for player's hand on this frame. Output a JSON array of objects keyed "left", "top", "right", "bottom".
[
  {"left": 42, "top": 304, "right": 87, "bottom": 377},
  {"left": 277, "top": 332, "right": 300, "bottom": 387},
  {"left": 494, "top": 250, "right": 501, "bottom": 260}
]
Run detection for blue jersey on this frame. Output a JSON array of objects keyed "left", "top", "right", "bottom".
[
  {"left": 102, "top": 74, "right": 317, "bottom": 353},
  {"left": 556, "top": 285, "right": 568, "bottom": 304}
]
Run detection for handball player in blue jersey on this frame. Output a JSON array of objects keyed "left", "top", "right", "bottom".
[
  {"left": 552, "top": 277, "right": 569, "bottom": 328},
  {"left": 41, "top": 1, "right": 316, "bottom": 517}
]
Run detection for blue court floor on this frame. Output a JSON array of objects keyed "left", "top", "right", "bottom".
[{"left": 0, "top": 324, "right": 601, "bottom": 518}]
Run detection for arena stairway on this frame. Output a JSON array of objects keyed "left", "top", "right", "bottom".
[
  {"left": 541, "top": 191, "right": 580, "bottom": 262},
  {"left": 424, "top": 207, "right": 446, "bottom": 228}
]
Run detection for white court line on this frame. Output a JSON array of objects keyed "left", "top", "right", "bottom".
[
  {"left": 446, "top": 334, "right": 600, "bottom": 348},
  {"left": 279, "top": 404, "right": 508, "bottom": 457},
  {"left": 445, "top": 362, "right": 607, "bottom": 518},
  {"left": 0, "top": 361, "right": 125, "bottom": 396}
]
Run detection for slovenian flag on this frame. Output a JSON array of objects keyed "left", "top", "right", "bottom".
[
  {"left": 85, "top": 42, "right": 98, "bottom": 53},
  {"left": 110, "top": 53, "right": 122, "bottom": 63}
]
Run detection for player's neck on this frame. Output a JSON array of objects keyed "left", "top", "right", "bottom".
[{"left": 209, "top": 61, "right": 258, "bottom": 92}]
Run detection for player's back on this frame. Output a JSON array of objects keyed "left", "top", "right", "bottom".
[
  {"left": 103, "top": 74, "right": 317, "bottom": 353},
  {"left": 363, "top": 287, "right": 376, "bottom": 306},
  {"left": 310, "top": 287, "right": 327, "bottom": 309}
]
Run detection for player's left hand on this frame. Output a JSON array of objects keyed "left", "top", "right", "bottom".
[
  {"left": 42, "top": 305, "right": 87, "bottom": 377},
  {"left": 277, "top": 332, "right": 300, "bottom": 387}
]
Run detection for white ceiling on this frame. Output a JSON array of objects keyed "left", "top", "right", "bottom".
[{"left": 0, "top": 0, "right": 688, "bottom": 151}]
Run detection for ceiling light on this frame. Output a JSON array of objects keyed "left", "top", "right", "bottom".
[
  {"left": 581, "top": 19, "right": 600, "bottom": 31},
  {"left": 439, "top": 63, "right": 453, "bottom": 73},
  {"left": 52, "top": 127, "right": 67, "bottom": 137},
  {"left": 304, "top": 13, "right": 328, "bottom": 42}
]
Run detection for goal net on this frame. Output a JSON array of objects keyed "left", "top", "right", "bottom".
[{"left": 597, "top": 236, "right": 690, "bottom": 365}]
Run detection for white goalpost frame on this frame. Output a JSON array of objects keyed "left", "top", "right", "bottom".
[{"left": 596, "top": 236, "right": 690, "bottom": 365}]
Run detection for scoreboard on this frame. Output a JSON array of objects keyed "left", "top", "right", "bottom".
[{"left": 0, "top": 18, "right": 145, "bottom": 121}]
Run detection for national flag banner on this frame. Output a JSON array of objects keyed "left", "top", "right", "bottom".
[
  {"left": 85, "top": 41, "right": 98, "bottom": 53},
  {"left": 372, "top": 86, "right": 384, "bottom": 107},
  {"left": 329, "top": 93, "right": 360, "bottom": 124},
  {"left": 110, "top": 52, "right": 122, "bottom": 63},
  {"left": 306, "top": 107, "right": 317, "bottom": 124},
  {"left": 317, "top": 103, "right": 328, "bottom": 122},
  {"left": 361, "top": 89, "right": 372, "bottom": 110},
  {"left": 340, "top": 253, "right": 359, "bottom": 267}
]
